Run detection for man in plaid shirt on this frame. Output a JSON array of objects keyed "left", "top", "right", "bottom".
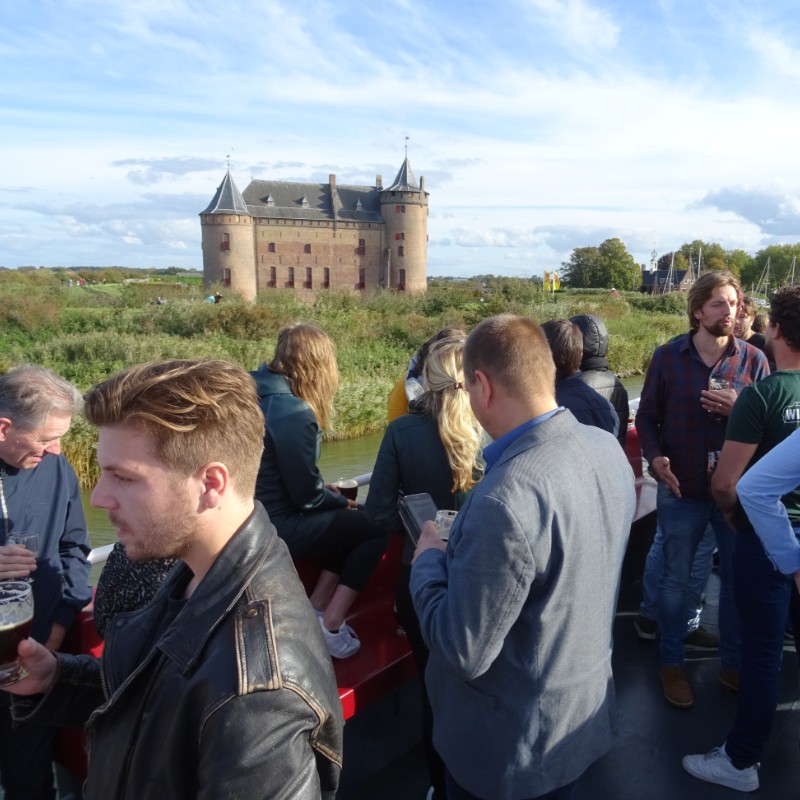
[{"left": 636, "top": 271, "right": 769, "bottom": 709}]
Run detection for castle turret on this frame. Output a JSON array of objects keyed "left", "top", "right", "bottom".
[
  {"left": 199, "top": 171, "right": 256, "bottom": 301},
  {"left": 379, "top": 157, "right": 428, "bottom": 293}
]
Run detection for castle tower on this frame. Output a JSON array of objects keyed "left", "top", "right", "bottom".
[
  {"left": 380, "top": 157, "right": 428, "bottom": 293},
  {"left": 199, "top": 171, "right": 256, "bottom": 301}
]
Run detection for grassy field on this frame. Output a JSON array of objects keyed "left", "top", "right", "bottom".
[{"left": 0, "top": 274, "right": 687, "bottom": 487}]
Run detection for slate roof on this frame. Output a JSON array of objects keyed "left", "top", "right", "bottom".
[
  {"left": 200, "top": 171, "right": 249, "bottom": 215},
  {"left": 241, "top": 179, "right": 383, "bottom": 222},
  {"left": 201, "top": 157, "right": 421, "bottom": 222},
  {"left": 641, "top": 269, "right": 689, "bottom": 289},
  {"left": 385, "top": 157, "right": 419, "bottom": 191}
]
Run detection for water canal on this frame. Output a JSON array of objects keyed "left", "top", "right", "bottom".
[{"left": 82, "top": 376, "right": 645, "bottom": 573}]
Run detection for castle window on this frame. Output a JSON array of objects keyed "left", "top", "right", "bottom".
[
  {"left": 395, "top": 233, "right": 400, "bottom": 241},
  {"left": 401, "top": 205, "right": 406, "bottom": 213},
  {"left": 395, "top": 205, "right": 401, "bottom": 213},
  {"left": 300, "top": 196, "right": 309, "bottom": 208},
  {"left": 398, "top": 269, "right": 406, "bottom": 292},
  {"left": 287, "top": 267, "right": 295, "bottom": 288},
  {"left": 268, "top": 267, "right": 277, "bottom": 288},
  {"left": 221, "top": 233, "right": 230, "bottom": 252},
  {"left": 355, "top": 199, "right": 363, "bottom": 211},
  {"left": 359, "top": 239, "right": 365, "bottom": 247},
  {"left": 268, "top": 242, "right": 276, "bottom": 253},
  {"left": 400, "top": 232, "right": 405, "bottom": 240},
  {"left": 398, "top": 246, "right": 404, "bottom": 257},
  {"left": 323, "top": 268, "right": 330, "bottom": 288},
  {"left": 305, "top": 267, "right": 313, "bottom": 289},
  {"left": 223, "top": 268, "right": 232, "bottom": 288},
  {"left": 357, "top": 268, "right": 366, "bottom": 290},
  {"left": 266, "top": 194, "right": 274, "bottom": 206},
  {"left": 304, "top": 244, "right": 311, "bottom": 254},
  {"left": 357, "top": 239, "right": 365, "bottom": 256}
]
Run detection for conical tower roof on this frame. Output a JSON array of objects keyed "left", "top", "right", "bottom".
[
  {"left": 385, "top": 157, "right": 419, "bottom": 191},
  {"left": 201, "top": 171, "right": 249, "bottom": 214}
]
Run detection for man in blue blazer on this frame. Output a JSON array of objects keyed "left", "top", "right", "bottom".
[{"left": 411, "top": 315, "right": 636, "bottom": 800}]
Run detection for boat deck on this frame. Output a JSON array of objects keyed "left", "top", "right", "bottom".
[{"left": 340, "top": 572, "right": 800, "bottom": 799}]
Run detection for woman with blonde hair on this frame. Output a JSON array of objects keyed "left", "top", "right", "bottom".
[
  {"left": 251, "top": 322, "right": 388, "bottom": 659},
  {"left": 365, "top": 332, "right": 483, "bottom": 800}
]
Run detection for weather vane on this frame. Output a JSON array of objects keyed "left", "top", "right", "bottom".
[{"left": 404, "top": 136, "right": 409, "bottom": 158}]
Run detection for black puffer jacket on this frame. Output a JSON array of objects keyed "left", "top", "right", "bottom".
[
  {"left": 16, "top": 504, "right": 343, "bottom": 799},
  {"left": 570, "top": 314, "right": 629, "bottom": 447}
]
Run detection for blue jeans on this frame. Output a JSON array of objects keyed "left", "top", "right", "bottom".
[
  {"left": 446, "top": 770, "right": 579, "bottom": 800},
  {"left": 725, "top": 524, "right": 798, "bottom": 769},
  {"left": 640, "top": 520, "right": 716, "bottom": 629},
  {"left": 656, "top": 486, "right": 739, "bottom": 669}
]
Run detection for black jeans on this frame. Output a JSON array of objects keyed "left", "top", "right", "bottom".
[
  {"left": 0, "top": 699, "right": 57, "bottom": 800},
  {"left": 396, "top": 563, "right": 447, "bottom": 799}
]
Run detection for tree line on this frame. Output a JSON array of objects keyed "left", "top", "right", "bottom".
[{"left": 561, "top": 238, "right": 800, "bottom": 293}]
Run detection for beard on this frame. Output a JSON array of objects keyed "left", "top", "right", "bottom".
[
  {"left": 704, "top": 319, "right": 734, "bottom": 337},
  {"left": 110, "top": 494, "right": 196, "bottom": 562}
]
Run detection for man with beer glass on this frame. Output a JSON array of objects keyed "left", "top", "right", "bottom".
[{"left": 0, "top": 364, "right": 91, "bottom": 800}]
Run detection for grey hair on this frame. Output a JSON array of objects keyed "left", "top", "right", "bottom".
[{"left": 0, "top": 365, "right": 83, "bottom": 430}]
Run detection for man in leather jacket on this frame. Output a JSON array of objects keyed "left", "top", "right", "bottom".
[
  {"left": 3, "top": 359, "right": 343, "bottom": 800},
  {"left": 570, "top": 314, "right": 629, "bottom": 447}
]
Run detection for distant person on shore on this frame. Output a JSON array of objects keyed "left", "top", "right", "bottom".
[
  {"left": 570, "top": 313, "right": 629, "bottom": 446},
  {"left": 0, "top": 364, "right": 91, "bottom": 800},
  {"left": 411, "top": 315, "right": 635, "bottom": 800},
  {"left": 252, "top": 323, "right": 388, "bottom": 659},
  {"left": 541, "top": 319, "right": 619, "bottom": 438},
  {"left": 2, "top": 359, "right": 344, "bottom": 798},
  {"left": 387, "top": 327, "right": 466, "bottom": 422},
  {"left": 366, "top": 333, "right": 483, "bottom": 800}
]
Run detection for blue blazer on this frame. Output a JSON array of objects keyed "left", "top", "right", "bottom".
[{"left": 411, "top": 410, "right": 635, "bottom": 799}]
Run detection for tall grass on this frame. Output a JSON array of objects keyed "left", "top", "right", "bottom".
[{"left": 1, "top": 276, "right": 686, "bottom": 487}]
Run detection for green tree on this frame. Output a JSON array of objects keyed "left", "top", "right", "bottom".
[
  {"left": 562, "top": 238, "right": 640, "bottom": 290},
  {"left": 727, "top": 249, "right": 754, "bottom": 281},
  {"left": 742, "top": 243, "right": 800, "bottom": 294},
  {"left": 657, "top": 252, "right": 690, "bottom": 272}
]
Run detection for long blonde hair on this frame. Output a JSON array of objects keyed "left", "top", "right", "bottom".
[
  {"left": 419, "top": 336, "right": 483, "bottom": 493},
  {"left": 269, "top": 323, "right": 339, "bottom": 430}
]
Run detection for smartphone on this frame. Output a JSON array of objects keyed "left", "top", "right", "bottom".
[{"left": 397, "top": 493, "right": 439, "bottom": 546}]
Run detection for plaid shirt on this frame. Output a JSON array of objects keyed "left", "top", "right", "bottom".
[{"left": 635, "top": 333, "right": 770, "bottom": 500}]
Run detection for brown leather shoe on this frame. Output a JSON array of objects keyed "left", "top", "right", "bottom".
[
  {"left": 660, "top": 666, "right": 693, "bottom": 708},
  {"left": 719, "top": 669, "right": 740, "bottom": 692}
]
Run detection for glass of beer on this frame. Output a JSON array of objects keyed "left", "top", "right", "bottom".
[
  {"left": 336, "top": 478, "right": 359, "bottom": 502},
  {"left": 0, "top": 581, "right": 34, "bottom": 687}
]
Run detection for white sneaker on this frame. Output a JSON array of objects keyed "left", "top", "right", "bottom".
[
  {"left": 682, "top": 745, "right": 759, "bottom": 792},
  {"left": 319, "top": 616, "right": 360, "bottom": 659}
]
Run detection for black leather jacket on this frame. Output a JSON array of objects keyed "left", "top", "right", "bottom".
[
  {"left": 251, "top": 365, "right": 348, "bottom": 541},
  {"left": 16, "top": 504, "right": 343, "bottom": 799},
  {"left": 571, "top": 314, "right": 629, "bottom": 447}
]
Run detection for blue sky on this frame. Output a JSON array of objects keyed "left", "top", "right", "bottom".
[{"left": 2, "top": 0, "right": 799, "bottom": 278}]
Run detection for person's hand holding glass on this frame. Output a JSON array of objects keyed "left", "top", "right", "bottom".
[
  {"left": 0, "top": 581, "right": 34, "bottom": 686},
  {"left": 0, "top": 533, "right": 38, "bottom": 582}
]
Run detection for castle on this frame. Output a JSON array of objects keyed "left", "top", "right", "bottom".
[{"left": 200, "top": 156, "right": 429, "bottom": 301}]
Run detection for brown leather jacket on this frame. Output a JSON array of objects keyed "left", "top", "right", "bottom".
[{"left": 15, "top": 503, "right": 343, "bottom": 799}]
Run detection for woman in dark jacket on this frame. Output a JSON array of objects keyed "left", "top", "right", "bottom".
[
  {"left": 365, "top": 333, "right": 483, "bottom": 800},
  {"left": 252, "top": 323, "right": 388, "bottom": 659}
]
